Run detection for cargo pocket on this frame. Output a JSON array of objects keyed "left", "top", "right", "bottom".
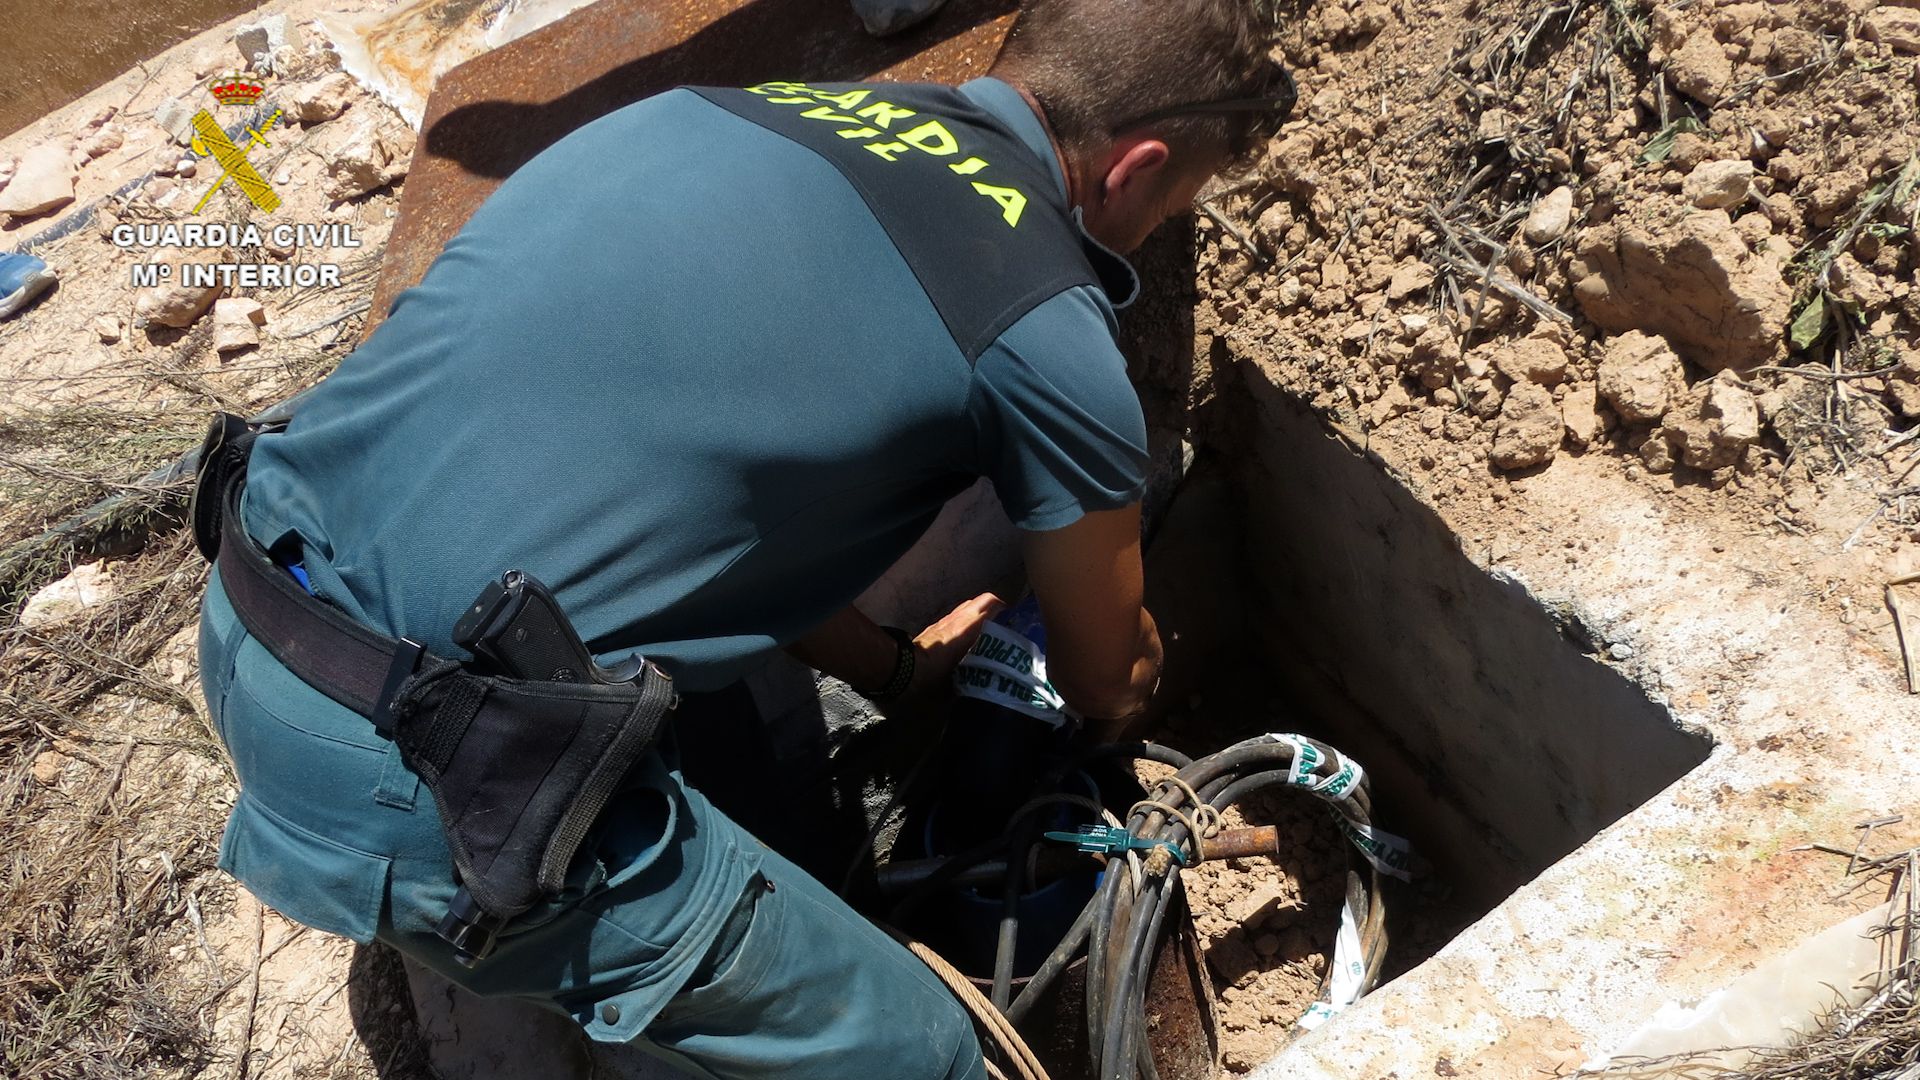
[
  {"left": 654, "top": 873, "right": 784, "bottom": 1023},
  {"left": 218, "top": 791, "right": 391, "bottom": 944}
]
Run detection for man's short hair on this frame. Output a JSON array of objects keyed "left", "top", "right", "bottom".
[{"left": 989, "top": 0, "right": 1283, "bottom": 165}]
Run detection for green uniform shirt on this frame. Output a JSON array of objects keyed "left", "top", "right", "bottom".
[{"left": 242, "top": 76, "right": 1147, "bottom": 691}]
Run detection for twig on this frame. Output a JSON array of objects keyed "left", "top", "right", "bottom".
[
  {"left": 1843, "top": 502, "right": 1886, "bottom": 551},
  {"left": 1745, "top": 365, "right": 1892, "bottom": 382},
  {"left": 1433, "top": 253, "right": 1575, "bottom": 323},
  {"left": 203, "top": 924, "right": 308, "bottom": 1006},
  {"left": 1197, "top": 201, "right": 1270, "bottom": 266},
  {"left": 230, "top": 894, "right": 265, "bottom": 1080},
  {"left": 1875, "top": 428, "right": 1920, "bottom": 458},
  {"left": 279, "top": 300, "right": 372, "bottom": 340},
  {"left": 1888, "top": 573, "right": 1920, "bottom": 695},
  {"left": 1425, "top": 203, "right": 1574, "bottom": 324}
]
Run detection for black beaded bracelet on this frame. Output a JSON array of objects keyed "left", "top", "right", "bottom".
[{"left": 861, "top": 626, "right": 917, "bottom": 702}]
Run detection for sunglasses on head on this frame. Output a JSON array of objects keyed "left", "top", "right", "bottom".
[{"left": 1109, "top": 64, "right": 1299, "bottom": 149}]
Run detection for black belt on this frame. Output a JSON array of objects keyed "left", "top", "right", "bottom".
[{"left": 215, "top": 478, "right": 432, "bottom": 733}]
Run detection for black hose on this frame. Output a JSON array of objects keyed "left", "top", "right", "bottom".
[
  {"left": 992, "top": 815, "right": 1043, "bottom": 1011},
  {"left": 1005, "top": 890, "right": 1096, "bottom": 1024}
]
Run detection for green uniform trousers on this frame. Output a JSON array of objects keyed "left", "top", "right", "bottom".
[{"left": 199, "top": 572, "right": 987, "bottom": 1079}]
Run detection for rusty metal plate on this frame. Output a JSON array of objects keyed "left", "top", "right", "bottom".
[{"left": 367, "top": 0, "right": 1016, "bottom": 333}]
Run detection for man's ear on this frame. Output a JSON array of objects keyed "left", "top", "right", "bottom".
[{"left": 1100, "top": 138, "right": 1172, "bottom": 205}]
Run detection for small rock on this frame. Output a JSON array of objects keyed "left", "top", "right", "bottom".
[
  {"left": 1524, "top": 185, "right": 1576, "bottom": 244},
  {"left": 1385, "top": 259, "right": 1435, "bottom": 301},
  {"left": 211, "top": 297, "right": 267, "bottom": 352},
  {"left": 80, "top": 125, "right": 124, "bottom": 160},
  {"left": 153, "top": 96, "right": 199, "bottom": 145},
  {"left": 1491, "top": 382, "right": 1563, "bottom": 470},
  {"left": 1226, "top": 881, "right": 1289, "bottom": 925},
  {"left": 1368, "top": 381, "right": 1412, "bottom": 426},
  {"left": 134, "top": 256, "right": 223, "bottom": 328},
  {"left": 0, "top": 140, "right": 78, "bottom": 218},
  {"left": 1863, "top": 7, "right": 1920, "bottom": 54},
  {"left": 1321, "top": 255, "right": 1352, "bottom": 291},
  {"left": 1683, "top": 159, "right": 1754, "bottom": 209},
  {"left": 1598, "top": 330, "right": 1686, "bottom": 425},
  {"left": 289, "top": 71, "right": 354, "bottom": 125},
  {"left": 1265, "top": 131, "right": 1319, "bottom": 196},
  {"left": 20, "top": 562, "right": 116, "bottom": 627},
  {"left": 1561, "top": 384, "right": 1605, "bottom": 448},
  {"left": 32, "top": 751, "right": 68, "bottom": 786},
  {"left": 1408, "top": 323, "right": 1462, "bottom": 388},
  {"left": 93, "top": 314, "right": 123, "bottom": 343},
  {"left": 1662, "top": 374, "right": 1762, "bottom": 469},
  {"left": 1670, "top": 29, "right": 1734, "bottom": 105},
  {"left": 1205, "top": 931, "right": 1261, "bottom": 985},
  {"left": 1462, "top": 344, "right": 1493, "bottom": 380},
  {"left": 236, "top": 14, "right": 302, "bottom": 73},
  {"left": 141, "top": 176, "right": 182, "bottom": 210},
  {"left": 323, "top": 117, "right": 414, "bottom": 200},
  {"left": 1668, "top": 132, "right": 1717, "bottom": 173},
  {"left": 175, "top": 158, "right": 198, "bottom": 179},
  {"left": 1492, "top": 333, "right": 1570, "bottom": 385}
]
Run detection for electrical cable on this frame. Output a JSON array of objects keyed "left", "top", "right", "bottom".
[
  {"left": 888, "top": 735, "right": 1398, "bottom": 1079},
  {"left": 1078, "top": 734, "right": 1397, "bottom": 1080}
]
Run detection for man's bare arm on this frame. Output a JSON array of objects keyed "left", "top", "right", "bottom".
[{"left": 1022, "top": 504, "right": 1162, "bottom": 735}]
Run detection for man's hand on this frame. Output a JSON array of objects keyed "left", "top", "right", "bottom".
[
  {"left": 908, "top": 592, "right": 1005, "bottom": 697},
  {"left": 784, "top": 594, "right": 1004, "bottom": 701}
]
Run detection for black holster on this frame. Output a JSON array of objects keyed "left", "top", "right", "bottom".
[
  {"left": 384, "top": 654, "right": 675, "bottom": 921},
  {"left": 192, "top": 412, "right": 675, "bottom": 962}
]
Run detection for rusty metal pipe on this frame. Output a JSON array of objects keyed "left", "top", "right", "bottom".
[{"left": 1199, "top": 825, "right": 1282, "bottom": 862}]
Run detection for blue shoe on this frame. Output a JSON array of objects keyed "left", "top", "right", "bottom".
[{"left": 0, "top": 253, "right": 58, "bottom": 319}]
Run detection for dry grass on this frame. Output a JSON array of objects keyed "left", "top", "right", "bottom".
[
  {"left": 0, "top": 528, "right": 227, "bottom": 1080},
  {"left": 0, "top": 217, "right": 384, "bottom": 1077}
]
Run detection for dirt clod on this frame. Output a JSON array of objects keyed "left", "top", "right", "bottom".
[
  {"left": 1598, "top": 330, "right": 1687, "bottom": 426},
  {"left": 1683, "top": 160, "right": 1755, "bottom": 210},
  {"left": 1571, "top": 207, "right": 1790, "bottom": 372},
  {"left": 1492, "top": 382, "right": 1563, "bottom": 470}
]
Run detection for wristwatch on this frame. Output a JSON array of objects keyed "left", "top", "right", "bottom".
[{"left": 860, "top": 626, "right": 917, "bottom": 702}]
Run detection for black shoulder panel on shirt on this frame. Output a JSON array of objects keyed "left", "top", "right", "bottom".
[{"left": 690, "top": 81, "right": 1101, "bottom": 362}]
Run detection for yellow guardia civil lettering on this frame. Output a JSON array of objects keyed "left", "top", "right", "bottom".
[{"left": 745, "top": 81, "right": 1028, "bottom": 227}]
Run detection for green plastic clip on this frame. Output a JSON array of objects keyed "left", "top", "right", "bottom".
[{"left": 1043, "top": 824, "right": 1186, "bottom": 865}]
